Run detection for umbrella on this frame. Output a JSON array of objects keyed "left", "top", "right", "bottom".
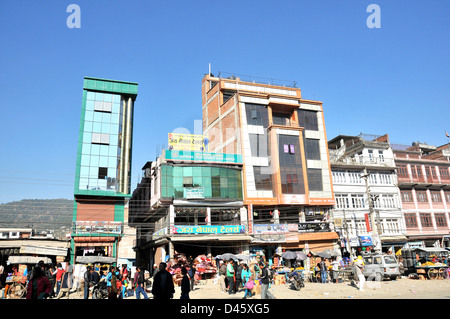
[
  {"left": 296, "top": 252, "right": 307, "bottom": 261},
  {"left": 281, "top": 251, "right": 298, "bottom": 259},
  {"left": 216, "top": 253, "right": 238, "bottom": 261},
  {"left": 236, "top": 254, "right": 250, "bottom": 261},
  {"left": 315, "top": 251, "right": 332, "bottom": 259}
]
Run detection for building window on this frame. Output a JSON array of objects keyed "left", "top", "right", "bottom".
[
  {"left": 278, "top": 134, "right": 304, "bottom": 194},
  {"left": 253, "top": 166, "right": 273, "bottom": 191},
  {"left": 91, "top": 132, "right": 110, "bottom": 145},
  {"left": 183, "top": 176, "right": 193, "bottom": 188},
  {"left": 348, "top": 171, "right": 362, "bottom": 184},
  {"left": 439, "top": 166, "right": 450, "bottom": 180},
  {"left": 335, "top": 194, "right": 350, "bottom": 209},
  {"left": 246, "top": 103, "right": 269, "bottom": 127},
  {"left": 416, "top": 190, "right": 427, "bottom": 202},
  {"left": 332, "top": 170, "right": 346, "bottom": 184},
  {"left": 430, "top": 191, "right": 442, "bottom": 203},
  {"left": 435, "top": 213, "right": 448, "bottom": 227},
  {"left": 351, "top": 194, "right": 365, "bottom": 208},
  {"left": 420, "top": 213, "right": 433, "bottom": 228},
  {"left": 397, "top": 164, "right": 408, "bottom": 177},
  {"left": 297, "top": 109, "right": 318, "bottom": 131},
  {"left": 401, "top": 190, "right": 413, "bottom": 202},
  {"left": 378, "top": 172, "right": 392, "bottom": 184},
  {"left": 307, "top": 168, "right": 323, "bottom": 192},
  {"left": 249, "top": 133, "right": 268, "bottom": 157},
  {"left": 272, "top": 112, "right": 292, "bottom": 126},
  {"left": 304, "top": 138, "right": 321, "bottom": 160},
  {"left": 98, "top": 167, "right": 108, "bottom": 179},
  {"left": 378, "top": 151, "right": 385, "bottom": 162},
  {"left": 445, "top": 192, "right": 450, "bottom": 203},
  {"left": 404, "top": 213, "right": 418, "bottom": 228}
]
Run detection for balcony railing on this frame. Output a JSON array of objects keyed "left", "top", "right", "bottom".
[{"left": 330, "top": 155, "right": 395, "bottom": 167}]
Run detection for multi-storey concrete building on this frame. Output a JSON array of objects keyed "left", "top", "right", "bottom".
[
  {"left": 71, "top": 77, "right": 138, "bottom": 265},
  {"left": 328, "top": 134, "right": 406, "bottom": 256},
  {"left": 201, "top": 73, "right": 337, "bottom": 258},
  {"left": 393, "top": 141, "right": 450, "bottom": 248},
  {"left": 129, "top": 149, "right": 246, "bottom": 270}
]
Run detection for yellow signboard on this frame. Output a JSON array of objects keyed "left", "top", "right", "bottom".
[{"left": 168, "top": 133, "right": 206, "bottom": 151}]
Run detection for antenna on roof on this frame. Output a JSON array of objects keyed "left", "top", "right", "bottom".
[{"left": 209, "top": 63, "right": 211, "bottom": 75}]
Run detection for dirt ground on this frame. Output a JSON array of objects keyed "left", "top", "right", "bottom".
[
  {"left": 58, "top": 276, "right": 450, "bottom": 300},
  {"left": 181, "top": 276, "right": 450, "bottom": 299}
]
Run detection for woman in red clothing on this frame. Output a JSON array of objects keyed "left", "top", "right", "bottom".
[{"left": 27, "top": 266, "right": 51, "bottom": 299}]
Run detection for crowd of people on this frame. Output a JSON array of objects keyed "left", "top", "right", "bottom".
[{"left": 217, "top": 259, "right": 277, "bottom": 299}]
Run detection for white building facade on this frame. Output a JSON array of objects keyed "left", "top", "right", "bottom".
[{"left": 328, "top": 134, "right": 406, "bottom": 256}]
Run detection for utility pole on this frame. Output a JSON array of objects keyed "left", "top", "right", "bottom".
[
  {"left": 361, "top": 168, "right": 382, "bottom": 252},
  {"left": 343, "top": 209, "right": 354, "bottom": 259}
]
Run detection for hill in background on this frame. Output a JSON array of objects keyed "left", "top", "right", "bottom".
[{"left": 0, "top": 199, "right": 73, "bottom": 232}]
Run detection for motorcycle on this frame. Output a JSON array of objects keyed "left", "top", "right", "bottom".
[
  {"left": 287, "top": 270, "right": 305, "bottom": 291},
  {"left": 90, "top": 281, "right": 108, "bottom": 299}
]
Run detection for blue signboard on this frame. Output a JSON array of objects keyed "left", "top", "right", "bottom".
[{"left": 359, "top": 236, "right": 373, "bottom": 247}]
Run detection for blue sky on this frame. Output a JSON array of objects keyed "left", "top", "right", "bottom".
[{"left": 0, "top": 0, "right": 449, "bottom": 204}]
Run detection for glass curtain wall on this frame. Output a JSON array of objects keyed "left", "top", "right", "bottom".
[
  {"left": 161, "top": 165, "right": 243, "bottom": 200},
  {"left": 79, "top": 91, "right": 122, "bottom": 192}
]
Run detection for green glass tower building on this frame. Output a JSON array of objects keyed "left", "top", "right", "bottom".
[{"left": 71, "top": 77, "right": 138, "bottom": 264}]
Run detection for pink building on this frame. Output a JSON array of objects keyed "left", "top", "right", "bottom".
[{"left": 393, "top": 142, "right": 450, "bottom": 248}]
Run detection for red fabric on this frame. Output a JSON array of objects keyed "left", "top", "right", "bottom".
[
  {"left": 26, "top": 276, "right": 51, "bottom": 299},
  {"left": 56, "top": 269, "right": 65, "bottom": 281}
]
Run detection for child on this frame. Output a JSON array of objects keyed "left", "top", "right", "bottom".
[{"left": 243, "top": 276, "right": 254, "bottom": 299}]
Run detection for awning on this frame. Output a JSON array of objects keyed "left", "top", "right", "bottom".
[
  {"left": 298, "top": 232, "right": 339, "bottom": 241},
  {"left": 75, "top": 256, "right": 116, "bottom": 264},
  {"left": 412, "top": 247, "right": 448, "bottom": 253},
  {"left": 380, "top": 235, "right": 408, "bottom": 243},
  {"left": 170, "top": 235, "right": 252, "bottom": 242},
  {"left": 8, "top": 256, "right": 52, "bottom": 264},
  {"left": 19, "top": 245, "right": 68, "bottom": 256}
]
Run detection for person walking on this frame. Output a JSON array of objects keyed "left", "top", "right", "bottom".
[
  {"left": 180, "top": 267, "right": 190, "bottom": 299},
  {"left": 241, "top": 264, "right": 251, "bottom": 286},
  {"left": 260, "top": 262, "right": 275, "bottom": 299},
  {"left": 134, "top": 266, "right": 149, "bottom": 299},
  {"left": 243, "top": 275, "right": 254, "bottom": 299},
  {"left": 26, "top": 265, "right": 51, "bottom": 299},
  {"left": 151, "top": 262, "right": 175, "bottom": 299},
  {"left": 218, "top": 260, "right": 227, "bottom": 293},
  {"left": 319, "top": 259, "right": 328, "bottom": 284},
  {"left": 188, "top": 264, "right": 196, "bottom": 292},
  {"left": 235, "top": 262, "right": 243, "bottom": 292},
  {"left": 106, "top": 266, "right": 118, "bottom": 299},
  {"left": 55, "top": 264, "right": 73, "bottom": 299},
  {"left": 331, "top": 258, "right": 340, "bottom": 283},
  {"left": 354, "top": 256, "right": 365, "bottom": 291},
  {"left": 45, "top": 264, "right": 56, "bottom": 298},
  {"left": 226, "top": 259, "right": 235, "bottom": 295},
  {"left": 83, "top": 266, "right": 91, "bottom": 299},
  {"left": 54, "top": 263, "right": 65, "bottom": 296}
]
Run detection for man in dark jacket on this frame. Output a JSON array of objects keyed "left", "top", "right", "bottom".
[
  {"left": 151, "top": 262, "right": 175, "bottom": 299},
  {"left": 83, "top": 266, "right": 91, "bottom": 299},
  {"left": 260, "top": 262, "right": 275, "bottom": 299}
]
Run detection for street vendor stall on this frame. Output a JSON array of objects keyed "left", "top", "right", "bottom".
[
  {"left": 4, "top": 256, "right": 52, "bottom": 299},
  {"left": 408, "top": 247, "right": 449, "bottom": 280},
  {"left": 168, "top": 253, "right": 217, "bottom": 286}
]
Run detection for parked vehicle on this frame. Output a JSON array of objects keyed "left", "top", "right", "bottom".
[
  {"left": 287, "top": 270, "right": 305, "bottom": 291},
  {"left": 90, "top": 281, "right": 108, "bottom": 299},
  {"left": 362, "top": 253, "right": 401, "bottom": 281}
]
